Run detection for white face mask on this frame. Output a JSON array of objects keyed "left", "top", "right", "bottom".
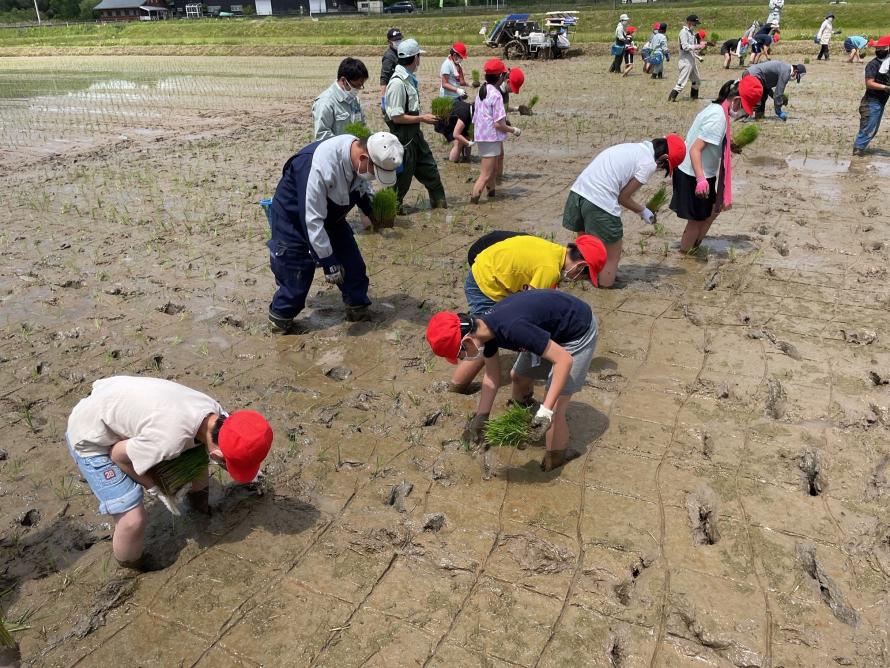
[
  {"left": 341, "top": 80, "right": 359, "bottom": 100},
  {"left": 730, "top": 99, "right": 748, "bottom": 120},
  {"left": 500, "top": 81, "right": 509, "bottom": 93},
  {"left": 357, "top": 157, "right": 375, "bottom": 182}
]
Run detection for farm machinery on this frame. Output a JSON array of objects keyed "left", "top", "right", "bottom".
[{"left": 482, "top": 11, "right": 578, "bottom": 60}]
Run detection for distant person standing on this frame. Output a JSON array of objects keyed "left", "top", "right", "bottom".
[
  {"left": 845, "top": 35, "right": 868, "bottom": 63},
  {"left": 817, "top": 14, "right": 840, "bottom": 61},
  {"left": 384, "top": 38, "right": 448, "bottom": 212},
  {"left": 668, "top": 15, "right": 706, "bottom": 102},
  {"left": 379, "top": 27, "right": 402, "bottom": 97},
  {"left": 312, "top": 58, "right": 369, "bottom": 141},
  {"left": 440, "top": 42, "right": 469, "bottom": 99},
  {"left": 610, "top": 13, "right": 631, "bottom": 73},
  {"left": 646, "top": 22, "right": 669, "bottom": 79},
  {"left": 766, "top": 0, "right": 783, "bottom": 28},
  {"left": 853, "top": 36, "right": 890, "bottom": 156}
]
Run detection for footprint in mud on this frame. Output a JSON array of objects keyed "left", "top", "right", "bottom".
[
  {"left": 686, "top": 485, "right": 720, "bottom": 546},
  {"left": 840, "top": 328, "right": 877, "bottom": 345},
  {"left": 386, "top": 480, "right": 413, "bottom": 513},
  {"left": 797, "top": 448, "right": 826, "bottom": 497},
  {"left": 865, "top": 454, "right": 889, "bottom": 501},
  {"left": 157, "top": 301, "right": 185, "bottom": 315},
  {"left": 613, "top": 555, "right": 651, "bottom": 605},
  {"left": 795, "top": 543, "right": 859, "bottom": 627},
  {"left": 606, "top": 625, "right": 631, "bottom": 667},
  {"left": 765, "top": 377, "right": 787, "bottom": 420},
  {"left": 500, "top": 533, "right": 573, "bottom": 574}
]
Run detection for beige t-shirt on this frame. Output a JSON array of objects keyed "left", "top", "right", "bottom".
[{"left": 67, "top": 376, "right": 222, "bottom": 475}]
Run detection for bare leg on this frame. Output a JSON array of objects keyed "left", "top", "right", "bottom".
[
  {"left": 472, "top": 157, "right": 495, "bottom": 200},
  {"left": 111, "top": 504, "right": 147, "bottom": 563},
  {"left": 597, "top": 239, "right": 623, "bottom": 287},
  {"left": 510, "top": 369, "right": 535, "bottom": 403},
  {"left": 450, "top": 357, "right": 485, "bottom": 390},
  {"left": 622, "top": 62, "right": 634, "bottom": 77},
  {"left": 679, "top": 211, "right": 719, "bottom": 252},
  {"left": 448, "top": 140, "right": 461, "bottom": 162},
  {"left": 545, "top": 395, "right": 571, "bottom": 452},
  {"left": 496, "top": 150, "right": 504, "bottom": 183}
]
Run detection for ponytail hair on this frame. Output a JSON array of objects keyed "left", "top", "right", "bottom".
[
  {"left": 478, "top": 72, "right": 502, "bottom": 101},
  {"left": 713, "top": 79, "right": 740, "bottom": 104}
]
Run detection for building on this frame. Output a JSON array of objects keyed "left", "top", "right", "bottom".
[
  {"left": 172, "top": 0, "right": 356, "bottom": 17},
  {"left": 94, "top": 0, "right": 169, "bottom": 21}
]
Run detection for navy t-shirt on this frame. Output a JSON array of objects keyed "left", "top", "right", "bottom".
[
  {"left": 481, "top": 290, "right": 593, "bottom": 358},
  {"left": 864, "top": 57, "right": 890, "bottom": 104}
]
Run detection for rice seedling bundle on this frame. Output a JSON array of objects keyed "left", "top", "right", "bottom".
[
  {"left": 430, "top": 96, "right": 454, "bottom": 121},
  {"left": 344, "top": 121, "right": 372, "bottom": 140},
  {"left": 471, "top": 69, "right": 481, "bottom": 86},
  {"left": 732, "top": 123, "right": 760, "bottom": 148},
  {"left": 150, "top": 446, "right": 209, "bottom": 495},
  {"left": 645, "top": 185, "right": 668, "bottom": 212},
  {"left": 484, "top": 405, "right": 532, "bottom": 447},
  {"left": 528, "top": 94, "right": 540, "bottom": 108},
  {"left": 372, "top": 188, "right": 398, "bottom": 225}
]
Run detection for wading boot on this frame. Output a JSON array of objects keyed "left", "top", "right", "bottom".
[
  {"left": 690, "top": 87, "right": 700, "bottom": 100},
  {"left": 345, "top": 304, "right": 372, "bottom": 322},
  {"left": 431, "top": 199, "right": 448, "bottom": 210},
  {"left": 268, "top": 309, "right": 296, "bottom": 334},
  {"left": 668, "top": 89, "right": 679, "bottom": 102}
]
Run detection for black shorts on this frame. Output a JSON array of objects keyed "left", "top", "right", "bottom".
[
  {"left": 669, "top": 169, "right": 718, "bottom": 222},
  {"left": 624, "top": 51, "right": 635, "bottom": 64}
]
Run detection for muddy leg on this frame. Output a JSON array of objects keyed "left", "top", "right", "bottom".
[
  {"left": 450, "top": 358, "right": 485, "bottom": 391},
  {"left": 448, "top": 140, "right": 461, "bottom": 162},
  {"left": 597, "top": 239, "right": 623, "bottom": 287},
  {"left": 545, "top": 396, "right": 570, "bottom": 452},
  {"left": 472, "top": 156, "right": 496, "bottom": 200},
  {"left": 111, "top": 504, "right": 146, "bottom": 563},
  {"left": 510, "top": 369, "right": 535, "bottom": 403}
]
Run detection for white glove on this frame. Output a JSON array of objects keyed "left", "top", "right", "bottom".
[
  {"left": 512, "top": 127, "right": 522, "bottom": 137},
  {"left": 528, "top": 405, "right": 553, "bottom": 441},
  {"left": 641, "top": 207, "right": 655, "bottom": 224},
  {"left": 467, "top": 141, "right": 475, "bottom": 147},
  {"left": 147, "top": 486, "right": 182, "bottom": 516},
  {"left": 456, "top": 88, "right": 467, "bottom": 98}
]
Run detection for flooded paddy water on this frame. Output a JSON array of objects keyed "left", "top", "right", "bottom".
[{"left": 2, "top": 52, "right": 890, "bottom": 666}]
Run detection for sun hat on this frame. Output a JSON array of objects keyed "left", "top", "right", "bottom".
[
  {"left": 574, "top": 235, "right": 607, "bottom": 287},
  {"left": 619, "top": 13, "right": 629, "bottom": 22},
  {"left": 397, "top": 38, "right": 425, "bottom": 58},
  {"left": 451, "top": 42, "right": 468, "bottom": 59},
  {"left": 367, "top": 132, "right": 403, "bottom": 187},
  {"left": 738, "top": 76, "right": 764, "bottom": 115},
  {"left": 426, "top": 312, "right": 462, "bottom": 364},
  {"left": 484, "top": 58, "right": 508, "bottom": 75},
  {"left": 665, "top": 133, "right": 687, "bottom": 174},
  {"left": 825, "top": 13, "right": 834, "bottom": 19},
  {"left": 387, "top": 28, "right": 403, "bottom": 42},
  {"left": 793, "top": 63, "right": 807, "bottom": 82},
  {"left": 508, "top": 67, "right": 525, "bottom": 93},
  {"left": 218, "top": 411, "right": 273, "bottom": 484}
]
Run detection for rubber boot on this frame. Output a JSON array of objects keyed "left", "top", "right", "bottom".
[
  {"left": 690, "top": 87, "right": 700, "bottom": 100},
  {"left": 668, "top": 89, "right": 679, "bottom": 102}
]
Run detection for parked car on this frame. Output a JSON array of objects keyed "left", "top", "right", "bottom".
[{"left": 384, "top": 1, "right": 415, "bottom": 13}]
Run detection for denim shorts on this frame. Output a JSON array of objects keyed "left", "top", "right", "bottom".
[
  {"left": 67, "top": 435, "right": 143, "bottom": 515},
  {"left": 465, "top": 270, "right": 497, "bottom": 316}
]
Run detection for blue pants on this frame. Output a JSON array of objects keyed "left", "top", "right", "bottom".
[
  {"left": 267, "top": 213, "right": 370, "bottom": 319},
  {"left": 854, "top": 97, "right": 886, "bottom": 150}
]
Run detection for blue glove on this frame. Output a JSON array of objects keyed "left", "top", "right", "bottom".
[
  {"left": 380, "top": 96, "right": 386, "bottom": 112},
  {"left": 777, "top": 110, "right": 788, "bottom": 121}
]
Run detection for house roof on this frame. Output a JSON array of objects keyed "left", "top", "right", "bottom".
[{"left": 94, "top": 0, "right": 165, "bottom": 9}]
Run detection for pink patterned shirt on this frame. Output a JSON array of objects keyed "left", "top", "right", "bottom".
[{"left": 472, "top": 84, "right": 508, "bottom": 142}]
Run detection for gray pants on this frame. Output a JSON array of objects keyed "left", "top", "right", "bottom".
[
  {"left": 512, "top": 319, "right": 599, "bottom": 395},
  {"left": 673, "top": 56, "right": 701, "bottom": 93}
]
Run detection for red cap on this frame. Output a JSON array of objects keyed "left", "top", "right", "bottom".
[
  {"left": 738, "top": 76, "right": 764, "bottom": 115},
  {"left": 509, "top": 67, "right": 525, "bottom": 93},
  {"left": 651, "top": 22, "right": 660, "bottom": 30},
  {"left": 426, "top": 311, "right": 462, "bottom": 364},
  {"left": 741, "top": 37, "right": 750, "bottom": 45},
  {"left": 868, "top": 35, "right": 890, "bottom": 47},
  {"left": 665, "top": 133, "right": 687, "bottom": 174},
  {"left": 772, "top": 32, "right": 780, "bottom": 42},
  {"left": 218, "top": 410, "right": 273, "bottom": 483},
  {"left": 574, "top": 235, "right": 607, "bottom": 287},
  {"left": 697, "top": 29, "right": 707, "bottom": 39},
  {"left": 451, "top": 42, "right": 468, "bottom": 59},
  {"left": 483, "top": 58, "right": 508, "bottom": 75},
  {"left": 627, "top": 26, "right": 637, "bottom": 33}
]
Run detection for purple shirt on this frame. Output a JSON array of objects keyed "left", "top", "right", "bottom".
[{"left": 472, "top": 84, "right": 507, "bottom": 142}]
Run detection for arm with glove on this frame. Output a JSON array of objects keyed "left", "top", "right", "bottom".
[
  {"left": 617, "top": 177, "right": 654, "bottom": 224},
  {"left": 526, "top": 340, "right": 572, "bottom": 441},
  {"left": 774, "top": 69, "right": 790, "bottom": 119}
]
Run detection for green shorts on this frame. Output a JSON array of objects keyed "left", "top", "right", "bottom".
[{"left": 562, "top": 191, "right": 623, "bottom": 244}]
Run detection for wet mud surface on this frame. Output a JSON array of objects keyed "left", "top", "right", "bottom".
[{"left": 2, "top": 53, "right": 890, "bottom": 666}]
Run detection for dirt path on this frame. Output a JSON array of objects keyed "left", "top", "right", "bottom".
[{"left": 1, "top": 52, "right": 890, "bottom": 666}]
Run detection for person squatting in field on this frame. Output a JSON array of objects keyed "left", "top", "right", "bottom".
[
  {"left": 65, "top": 376, "right": 273, "bottom": 572},
  {"left": 427, "top": 290, "right": 599, "bottom": 472},
  {"left": 447, "top": 231, "right": 606, "bottom": 394},
  {"left": 742, "top": 60, "right": 806, "bottom": 121}
]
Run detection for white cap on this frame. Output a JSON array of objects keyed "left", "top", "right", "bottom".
[
  {"left": 367, "top": 132, "right": 403, "bottom": 187},
  {"left": 397, "top": 38, "right": 426, "bottom": 58},
  {"left": 619, "top": 13, "right": 629, "bottom": 21}
]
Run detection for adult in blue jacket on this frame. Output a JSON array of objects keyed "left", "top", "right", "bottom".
[{"left": 266, "top": 132, "right": 403, "bottom": 331}]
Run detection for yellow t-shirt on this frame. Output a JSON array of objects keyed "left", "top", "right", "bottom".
[{"left": 471, "top": 236, "right": 565, "bottom": 301}]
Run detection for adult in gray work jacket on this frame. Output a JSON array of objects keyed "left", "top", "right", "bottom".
[{"left": 743, "top": 61, "right": 806, "bottom": 120}]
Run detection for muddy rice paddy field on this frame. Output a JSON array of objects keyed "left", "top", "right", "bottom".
[{"left": 2, "top": 51, "right": 890, "bottom": 667}]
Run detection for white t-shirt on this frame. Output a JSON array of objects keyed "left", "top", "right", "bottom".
[
  {"left": 439, "top": 58, "right": 462, "bottom": 98},
  {"left": 678, "top": 104, "right": 726, "bottom": 179},
  {"left": 67, "top": 376, "right": 223, "bottom": 475},
  {"left": 571, "top": 141, "right": 657, "bottom": 216}
]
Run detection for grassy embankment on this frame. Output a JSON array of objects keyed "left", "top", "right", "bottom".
[{"left": 0, "top": 0, "right": 888, "bottom": 53}]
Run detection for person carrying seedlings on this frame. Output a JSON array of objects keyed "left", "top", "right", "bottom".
[
  {"left": 645, "top": 23, "right": 669, "bottom": 79},
  {"left": 312, "top": 57, "right": 369, "bottom": 142},
  {"left": 440, "top": 42, "right": 469, "bottom": 100},
  {"left": 426, "top": 289, "right": 599, "bottom": 472},
  {"left": 721, "top": 38, "right": 749, "bottom": 69},
  {"left": 622, "top": 26, "right": 638, "bottom": 77},
  {"left": 853, "top": 36, "right": 890, "bottom": 156},
  {"left": 610, "top": 13, "right": 631, "bottom": 74},
  {"left": 379, "top": 27, "right": 402, "bottom": 97},
  {"left": 669, "top": 15, "right": 707, "bottom": 102},
  {"left": 845, "top": 35, "right": 869, "bottom": 64},
  {"left": 65, "top": 376, "right": 274, "bottom": 572},
  {"left": 817, "top": 14, "right": 840, "bottom": 61},
  {"left": 562, "top": 134, "right": 686, "bottom": 287},
  {"left": 267, "top": 132, "right": 403, "bottom": 330},
  {"left": 742, "top": 61, "right": 806, "bottom": 120},
  {"left": 384, "top": 38, "right": 448, "bottom": 213},
  {"left": 447, "top": 231, "right": 607, "bottom": 393},
  {"left": 470, "top": 58, "right": 521, "bottom": 204},
  {"left": 669, "top": 77, "right": 764, "bottom": 253}
]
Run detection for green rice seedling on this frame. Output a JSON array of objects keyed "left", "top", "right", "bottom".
[
  {"left": 150, "top": 446, "right": 209, "bottom": 496},
  {"left": 732, "top": 123, "right": 760, "bottom": 149},
  {"left": 344, "top": 121, "right": 371, "bottom": 140},
  {"left": 431, "top": 96, "right": 454, "bottom": 121},
  {"left": 0, "top": 618, "right": 14, "bottom": 647},
  {"left": 471, "top": 69, "right": 481, "bottom": 87},
  {"left": 372, "top": 188, "right": 398, "bottom": 227},
  {"left": 645, "top": 185, "right": 668, "bottom": 213},
  {"left": 484, "top": 405, "right": 532, "bottom": 448},
  {"left": 528, "top": 95, "right": 540, "bottom": 108}
]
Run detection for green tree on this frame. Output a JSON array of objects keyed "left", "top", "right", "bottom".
[{"left": 79, "top": 0, "right": 95, "bottom": 19}]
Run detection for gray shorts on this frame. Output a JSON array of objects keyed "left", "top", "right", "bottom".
[
  {"left": 511, "top": 318, "right": 599, "bottom": 395},
  {"left": 476, "top": 140, "right": 503, "bottom": 158}
]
